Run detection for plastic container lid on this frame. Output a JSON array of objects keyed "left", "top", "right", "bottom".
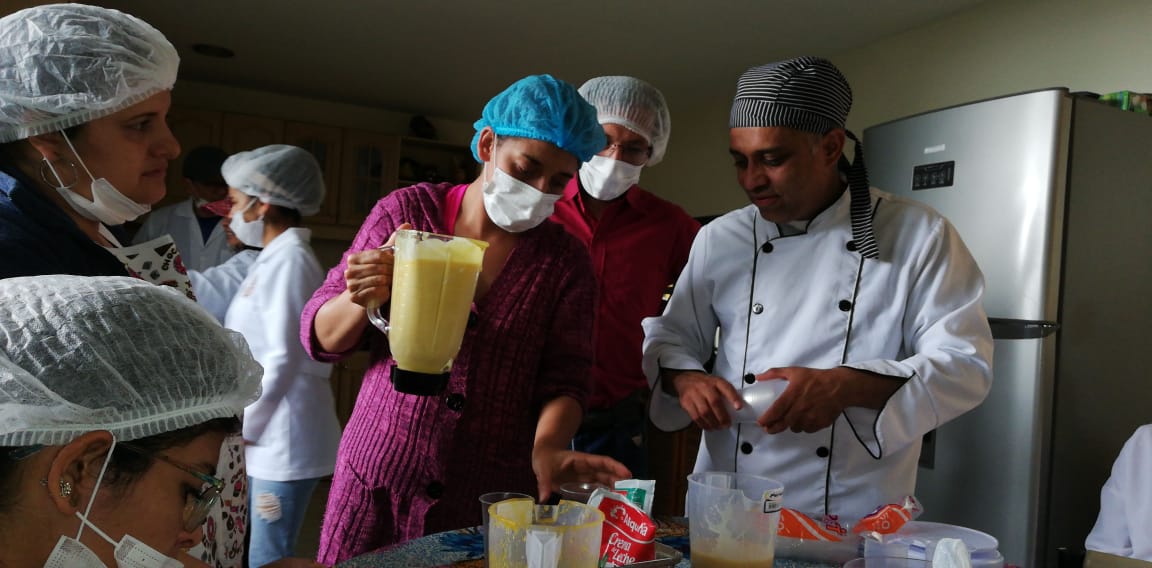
[{"left": 898, "top": 521, "right": 999, "bottom": 554}]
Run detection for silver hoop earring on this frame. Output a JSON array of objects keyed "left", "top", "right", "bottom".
[{"left": 38, "top": 158, "right": 79, "bottom": 190}]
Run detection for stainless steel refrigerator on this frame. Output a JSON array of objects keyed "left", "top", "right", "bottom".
[{"left": 864, "top": 88, "right": 1152, "bottom": 568}]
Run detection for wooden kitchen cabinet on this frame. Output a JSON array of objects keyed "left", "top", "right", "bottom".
[
  {"left": 338, "top": 130, "right": 400, "bottom": 229},
  {"left": 159, "top": 107, "right": 223, "bottom": 210},
  {"left": 329, "top": 351, "right": 371, "bottom": 427},
  {"left": 398, "top": 137, "right": 476, "bottom": 188},
  {"left": 220, "top": 113, "right": 283, "bottom": 154},
  {"left": 285, "top": 121, "right": 343, "bottom": 226},
  {"left": 648, "top": 424, "right": 701, "bottom": 516}
]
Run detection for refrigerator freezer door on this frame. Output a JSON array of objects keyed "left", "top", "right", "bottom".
[{"left": 864, "top": 89, "right": 1070, "bottom": 323}]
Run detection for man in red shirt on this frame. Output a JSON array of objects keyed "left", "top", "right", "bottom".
[{"left": 552, "top": 76, "right": 700, "bottom": 477}]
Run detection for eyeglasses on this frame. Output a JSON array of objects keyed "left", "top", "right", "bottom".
[
  {"left": 119, "top": 443, "right": 224, "bottom": 532},
  {"left": 599, "top": 142, "right": 651, "bottom": 162}
]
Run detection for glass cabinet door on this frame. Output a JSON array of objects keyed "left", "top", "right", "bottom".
[
  {"left": 286, "top": 122, "right": 343, "bottom": 226},
  {"left": 339, "top": 130, "right": 399, "bottom": 228}
]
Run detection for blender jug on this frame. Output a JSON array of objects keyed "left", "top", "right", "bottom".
[
  {"left": 687, "top": 471, "right": 784, "bottom": 568},
  {"left": 367, "top": 229, "right": 488, "bottom": 395}
]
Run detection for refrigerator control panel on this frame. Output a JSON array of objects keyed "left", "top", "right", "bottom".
[{"left": 912, "top": 161, "right": 955, "bottom": 190}]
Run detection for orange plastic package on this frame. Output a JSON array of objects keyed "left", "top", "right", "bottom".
[
  {"left": 587, "top": 488, "right": 657, "bottom": 567},
  {"left": 853, "top": 495, "right": 923, "bottom": 540},
  {"left": 776, "top": 508, "right": 859, "bottom": 564}
]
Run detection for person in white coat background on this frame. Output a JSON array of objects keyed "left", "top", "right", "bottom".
[
  {"left": 641, "top": 56, "right": 994, "bottom": 520},
  {"left": 133, "top": 145, "right": 235, "bottom": 271},
  {"left": 1085, "top": 424, "right": 1152, "bottom": 562},
  {"left": 221, "top": 145, "right": 341, "bottom": 567},
  {"left": 189, "top": 216, "right": 261, "bottom": 324}
]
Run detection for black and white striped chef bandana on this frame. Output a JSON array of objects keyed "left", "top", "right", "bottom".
[{"left": 729, "top": 56, "right": 878, "bottom": 260}]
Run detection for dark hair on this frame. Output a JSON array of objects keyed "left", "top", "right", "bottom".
[
  {"left": 266, "top": 204, "right": 302, "bottom": 228},
  {"left": 0, "top": 416, "right": 240, "bottom": 512},
  {"left": 0, "top": 124, "right": 85, "bottom": 179}
]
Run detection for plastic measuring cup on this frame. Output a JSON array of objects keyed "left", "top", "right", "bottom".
[
  {"left": 687, "top": 471, "right": 784, "bottom": 568},
  {"left": 487, "top": 499, "right": 603, "bottom": 568}
]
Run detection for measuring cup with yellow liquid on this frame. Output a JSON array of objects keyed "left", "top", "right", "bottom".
[
  {"left": 367, "top": 229, "right": 488, "bottom": 396},
  {"left": 687, "top": 471, "right": 784, "bottom": 568},
  {"left": 487, "top": 499, "right": 604, "bottom": 568}
]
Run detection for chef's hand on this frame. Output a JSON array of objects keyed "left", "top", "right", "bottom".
[
  {"left": 756, "top": 366, "right": 903, "bottom": 434},
  {"left": 531, "top": 447, "right": 631, "bottom": 503},
  {"left": 344, "top": 223, "right": 412, "bottom": 308},
  {"left": 663, "top": 369, "right": 743, "bottom": 431}
]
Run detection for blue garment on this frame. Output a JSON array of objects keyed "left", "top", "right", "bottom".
[
  {"left": 248, "top": 476, "right": 322, "bottom": 568},
  {"left": 0, "top": 167, "right": 126, "bottom": 278},
  {"left": 470, "top": 74, "right": 606, "bottom": 163}
]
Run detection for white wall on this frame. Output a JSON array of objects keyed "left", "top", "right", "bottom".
[{"left": 643, "top": 0, "right": 1152, "bottom": 217}]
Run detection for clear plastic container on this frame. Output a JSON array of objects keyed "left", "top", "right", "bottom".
[
  {"left": 487, "top": 499, "right": 603, "bottom": 568},
  {"left": 687, "top": 472, "right": 783, "bottom": 568}
]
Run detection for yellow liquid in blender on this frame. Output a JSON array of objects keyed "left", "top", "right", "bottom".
[{"left": 388, "top": 237, "right": 484, "bottom": 374}]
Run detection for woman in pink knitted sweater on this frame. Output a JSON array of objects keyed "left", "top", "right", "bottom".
[{"left": 301, "top": 75, "right": 631, "bottom": 562}]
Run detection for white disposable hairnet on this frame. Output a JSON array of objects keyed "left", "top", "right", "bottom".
[
  {"left": 578, "top": 76, "right": 671, "bottom": 166},
  {"left": 0, "top": 276, "right": 262, "bottom": 447},
  {"left": 0, "top": 3, "right": 179, "bottom": 143},
  {"left": 222, "top": 145, "right": 326, "bottom": 216}
]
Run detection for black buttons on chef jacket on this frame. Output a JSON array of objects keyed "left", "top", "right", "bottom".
[
  {"left": 752, "top": 303, "right": 764, "bottom": 314},
  {"left": 760, "top": 242, "right": 774, "bottom": 254},
  {"left": 816, "top": 446, "right": 830, "bottom": 458},
  {"left": 427, "top": 481, "right": 445, "bottom": 498},
  {"left": 846, "top": 240, "right": 858, "bottom": 252},
  {"left": 444, "top": 393, "right": 466, "bottom": 412},
  {"left": 838, "top": 300, "right": 853, "bottom": 312},
  {"left": 740, "top": 442, "right": 754, "bottom": 454},
  {"left": 744, "top": 373, "right": 756, "bottom": 385},
  {"left": 467, "top": 311, "right": 479, "bottom": 329}
]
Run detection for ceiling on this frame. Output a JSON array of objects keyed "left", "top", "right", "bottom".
[{"left": 102, "top": 0, "right": 989, "bottom": 122}]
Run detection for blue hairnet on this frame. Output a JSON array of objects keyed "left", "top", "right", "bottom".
[{"left": 471, "top": 75, "right": 606, "bottom": 164}]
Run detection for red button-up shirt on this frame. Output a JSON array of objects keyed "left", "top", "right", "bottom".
[{"left": 552, "top": 178, "right": 700, "bottom": 409}]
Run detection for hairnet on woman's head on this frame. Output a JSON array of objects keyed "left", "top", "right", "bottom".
[
  {"left": 578, "top": 76, "right": 671, "bottom": 166},
  {"left": 471, "top": 74, "right": 606, "bottom": 164},
  {"left": 0, "top": 276, "right": 262, "bottom": 447},
  {"left": 0, "top": 4, "right": 179, "bottom": 143},
  {"left": 222, "top": 145, "right": 326, "bottom": 216}
]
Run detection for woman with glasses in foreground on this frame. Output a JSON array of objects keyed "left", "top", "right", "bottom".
[{"left": 0, "top": 275, "right": 322, "bottom": 567}]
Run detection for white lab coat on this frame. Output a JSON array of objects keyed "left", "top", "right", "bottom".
[
  {"left": 1086, "top": 424, "right": 1152, "bottom": 561},
  {"left": 225, "top": 227, "right": 340, "bottom": 481},
  {"left": 643, "top": 188, "right": 993, "bottom": 519},
  {"left": 189, "top": 248, "right": 259, "bottom": 323},
  {"left": 133, "top": 198, "right": 234, "bottom": 272}
]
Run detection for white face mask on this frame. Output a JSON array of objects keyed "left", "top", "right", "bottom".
[
  {"left": 481, "top": 139, "right": 562, "bottom": 233},
  {"left": 43, "top": 131, "right": 151, "bottom": 226},
  {"left": 228, "top": 198, "right": 265, "bottom": 247},
  {"left": 578, "top": 155, "right": 643, "bottom": 201},
  {"left": 43, "top": 441, "right": 185, "bottom": 568}
]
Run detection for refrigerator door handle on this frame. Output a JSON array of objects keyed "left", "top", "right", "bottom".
[{"left": 988, "top": 317, "right": 1060, "bottom": 339}]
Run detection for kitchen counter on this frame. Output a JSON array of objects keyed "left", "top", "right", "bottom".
[{"left": 336, "top": 516, "right": 841, "bottom": 567}]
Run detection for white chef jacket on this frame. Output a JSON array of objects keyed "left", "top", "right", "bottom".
[
  {"left": 133, "top": 198, "right": 234, "bottom": 272},
  {"left": 225, "top": 227, "right": 340, "bottom": 481},
  {"left": 189, "top": 248, "right": 259, "bottom": 323},
  {"left": 642, "top": 188, "right": 993, "bottom": 519},
  {"left": 1086, "top": 424, "right": 1152, "bottom": 561}
]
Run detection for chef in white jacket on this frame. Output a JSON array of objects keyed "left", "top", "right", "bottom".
[
  {"left": 221, "top": 144, "right": 341, "bottom": 567},
  {"left": 1086, "top": 424, "right": 1152, "bottom": 562},
  {"left": 642, "top": 56, "right": 994, "bottom": 520},
  {"left": 133, "top": 145, "right": 235, "bottom": 271}
]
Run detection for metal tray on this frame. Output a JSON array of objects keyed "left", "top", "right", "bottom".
[{"left": 620, "top": 542, "right": 683, "bottom": 567}]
